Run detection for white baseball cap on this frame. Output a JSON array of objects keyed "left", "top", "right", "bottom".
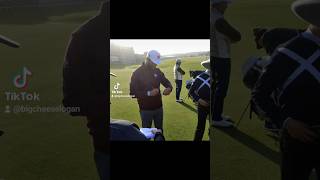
[
  {"left": 292, "top": 0, "right": 320, "bottom": 27},
  {"left": 146, "top": 50, "right": 161, "bottom": 65}
]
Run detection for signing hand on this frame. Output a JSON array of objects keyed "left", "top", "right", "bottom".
[
  {"left": 162, "top": 88, "right": 172, "bottom": 96},
  {"left": 198, "top": 99, "right": 209, "bottom": 107},
  {"left": 285, "top": 117, "right": 318, "bottom": 144}
]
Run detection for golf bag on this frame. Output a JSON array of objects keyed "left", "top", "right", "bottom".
[
  {"left": 242, "top": 56, "right": 271, "bottom": 90},
  {"left": 240, "top": 27, "right": 303, "bottom": 130},
  {"left": 186, "top": 70, "right": 205, "bottom": 101},
  {"left": 241, "top": 56, "right": 281, "bottom": 129}
]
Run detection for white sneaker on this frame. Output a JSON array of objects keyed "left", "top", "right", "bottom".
[
  {"left": 176, "top": 99, "right": 183, "bottom": 103},
  {"left": 212, "top": 119, "right": 234, "bottom": 128}
]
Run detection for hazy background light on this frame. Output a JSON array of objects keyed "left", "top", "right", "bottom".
[{"left": 110, "top": 39, "right": 210, "bottom": 55}]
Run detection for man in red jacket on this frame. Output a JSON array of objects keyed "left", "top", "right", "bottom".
[{"left": 130, "top": 50, "right": 172, "bottom": 132}]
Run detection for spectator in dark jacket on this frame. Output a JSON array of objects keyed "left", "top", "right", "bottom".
[
  {"left": 189, "top": 59, "right": 211, "bottom": 141},
  {"left": 63, "top": 1, "right": 109, "bottom": 179},
  {"left": 130, "top": 50, "right": 172, "bottom": 132}
]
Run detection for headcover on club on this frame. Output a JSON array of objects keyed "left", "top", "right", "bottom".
[{"left": 0, "top": 35, "right": 20, "bottom": 48}]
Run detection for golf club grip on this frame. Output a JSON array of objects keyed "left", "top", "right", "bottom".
[{"left": 0, "top": 35, "right": 20, "bottom": 48}]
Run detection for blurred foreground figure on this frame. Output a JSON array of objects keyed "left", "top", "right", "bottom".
[{"left": 63, "top": 1, "right": 109, "bottom": 179}]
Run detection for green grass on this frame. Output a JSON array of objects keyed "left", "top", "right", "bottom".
[
  {"left": 110, "top": 56, "right": 210, "bottom": 141},
  {"left": 211, "top": 1, "right": 317, "bottom": 180},
  {"left": 0, "top": 7, "right": 100, "bottom": 180}
]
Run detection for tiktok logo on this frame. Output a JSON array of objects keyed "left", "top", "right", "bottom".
[
  {"left": 13, "top": 67, "right": 32, "bottom": 89},
  {"left": 114, "top": 82, "right": 120, "bottom": 90}
]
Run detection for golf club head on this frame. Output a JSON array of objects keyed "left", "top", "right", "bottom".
[
  {"left": 0, "top": 130, "right": 4, "bottom": 136},
  {"left": 0, "top": 35, "right": 20, "bottom": 48}
]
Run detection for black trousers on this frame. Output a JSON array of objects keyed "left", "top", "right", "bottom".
[
  {"left": 212, "top": 57, "right": 231, "bottom": 122},
  {"left": 194, "top": 104, "right": 210, "bottom": 141},
  {"left": 281, "top": 130, "right": 320, "bottom": 180},
  {"left": 175, "top": 80, "right": 182, "bottom": 100}
]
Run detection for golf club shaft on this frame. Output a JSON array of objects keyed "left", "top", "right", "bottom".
[{"left": 0, "top": 35, "right": 20, "bottom": 48}]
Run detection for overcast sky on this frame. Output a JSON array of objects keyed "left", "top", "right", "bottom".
[{"left": 110, "top": 39, "right": 210, "bottom": 55}]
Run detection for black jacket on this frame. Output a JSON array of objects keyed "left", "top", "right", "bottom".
[
  {"left": 252, "top": 32, "right": 320, "bottom": 127},
  {"left": 63, "top": 3, "right": 108, "bottom": 117}
]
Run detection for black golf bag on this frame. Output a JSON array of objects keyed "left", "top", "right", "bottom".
[
  {"left": 241, "top": 27, "right": 303, "bottom": 130},
  {"left": 242, "top": 56, "right": 273, "bottom": 121},
  {"left": 186, "top": 70, "right": 205, "bottom": 101}
]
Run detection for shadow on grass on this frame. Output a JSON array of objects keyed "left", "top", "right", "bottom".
[
  {"left": 0, "top": 3, "right": 100, "bottom": 25},
  {"left": 217, "top": 127, "right": 281, "bottom": 165},
  {"left": 179, "top": 102, "right": 197, "bottom": 113}
]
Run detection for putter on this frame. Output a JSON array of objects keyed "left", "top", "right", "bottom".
[{"left": 0, "top": 35, "right": 20, "bottom": 48}]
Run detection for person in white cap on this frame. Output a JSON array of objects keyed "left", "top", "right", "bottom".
[
  {"left": 189, "top": 59, "right": 211, "bottom": 141},
  {"left": 130, "top": 50, "right": 173, "bottom": 132},
  {"left": 252, "top": 0, "right": 320, "bottom": 179},
  {"left": 211, "top": 0, "right": 241, "bottom": 128},
  {"left": 173, "top": 58, "right": 186, "bottom": 103}
]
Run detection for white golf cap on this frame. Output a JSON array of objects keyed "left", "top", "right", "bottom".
[
  {"left": 201, "top": 59, "right": 211, "bottom": 69},
  {"left": 292, "top": 0, "right": 320, "bottom": 27},
  {"left": 211, "top": 0, "right": 232, "bottom": 5},
  {"left": 146, "top": 50, "right": 161, "bottom": 65}
]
